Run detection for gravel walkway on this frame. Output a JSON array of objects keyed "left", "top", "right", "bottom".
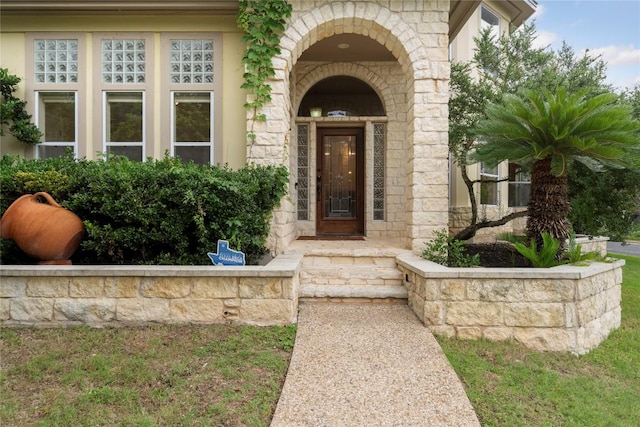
[{"left": 271, "top": 304, "right": 480, "bottom": 426}]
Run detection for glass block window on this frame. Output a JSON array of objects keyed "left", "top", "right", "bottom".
[
  {"left": 34, "top": 39, "right": 78, "bottom": 83},
  {"left": 170, "top": 39, "right": 214, "bottom": 84},
  {"left": 102, "top": 39, "right": 146, "bottom": 84},
  {"left": 373, "top": 123, "right": 385, "bottom": 220},
  {"left": 297, "top": 124, "right": 310, "bottom": 221}
]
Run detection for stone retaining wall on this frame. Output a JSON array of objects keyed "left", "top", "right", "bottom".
[
  {"left": 396, "top": 253, "right": 624, "bottom": 354},
  {"left": 0, "top": 254, "right": 302, "bottom": 327}
]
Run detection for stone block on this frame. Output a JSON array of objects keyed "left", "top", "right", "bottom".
[
  {"left": 117, "top": 299, "right": 170, "bottom": 322},
  {"left": 69, "top": 277, "right": 104, "bottom": 298},
  {"left": 240, "top": 299, "right": 294, "bottom": 325},
  {"left": 523, "top": 280, "right": 576, "bottom": 302},
  {"left": 429, "top": 324, "right": 455, "bottom": 338},
  {"left": 0, "top": 277, "right": 26, "bottom": 297},
  {"left": 423, "top": 301, "right": 444, "bottom": 325},
  {"left": 417, "top": 276, "right": 438, "bottom": 300},
  {"left": 504, "top": 303, "right": 565, "bottom": 327},
  {"left": 482, "top": 327, "right": 513, "bottom": 342},
  {"left": 140, "top": 278, "right": 190, "bottom": 299},
  {"left": 281, "top": 278, "right": 298, "bottom": 300},
  {"left": 170, "top": 299, "right": 225, "bottom": 323},
  {"left": 605, "top": 284, "right": 621, "bottom": 312},
  {"left": 456, "top": 326, "right": 482, "bottom": 340},
  {"left": 54, "top": 299, "right": 116, "bottom": 322},
  {"left": 446, "top": 301, "right": 503, "bottom": 326},
  {"left": 576, "top": 296, "right": 596, "bottom": 325},
  {"left": 104, "top": 277, "right": 139, "bottom": 298},
  {"left": 0, "top": 299, "right": 10, "bottom": 320},
  {"left": 26, "top": 277, "right": 68, "bottom": 297},
  {"left": 577, "top": 275, "right": 607, "bottom": 299},
  {"left": 564, "top": 303, "right": 578, "bottom": 328},
  {"left": 239, "top": 277, "right": 283, "bottom": 299},
  {"left": 408, "top": 292, "right": 425, "bottom": 322},
  {"left": 439, "top": 279, "right": 467, "bottom": 301},
  {"left": 468, "top": 280, "right": 524, "bottom": 302},
  {"left": 10, "top": 298, "right": 54, "bottom": 321},
  {"left": 191, "top": 277, "right": 238, "bottom": 299},
  {"left": 513, "top": 327, "right": 576, "bottom": 353}
]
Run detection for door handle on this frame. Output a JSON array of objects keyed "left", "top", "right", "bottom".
[{"left": 317, "top": 175, "right": 321, "bottom": 202}]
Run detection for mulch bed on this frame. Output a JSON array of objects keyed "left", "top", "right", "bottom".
[{"left": 464, "top": 242, "right": 531, "bottom": 268}]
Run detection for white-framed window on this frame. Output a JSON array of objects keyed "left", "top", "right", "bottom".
[
  {"left": 35, "top": 91, "right": 78, "bottom": 158},
  {"left": 94, "top": 33, "right": 154, "bottom": 161},
  {"left": 508, "top": 162, "right": 531, "bottom": 207},
  {"left": 103, "top": 91, "right": 145, "bottom": 160},
  {"left": 26, "top": 34, "right": 86, "bottom": 159},
  {"left": 481, "top": 5, "right": 501, "bottom": 40},
  {"left": 161, "top": 34, "right": 222, "bottom": 165},
  {"left": 171, "top": 92, "right": 213, "bottom": 164},
  {"left": 480, "top": 162, "right": 499, "bottom": 205}
]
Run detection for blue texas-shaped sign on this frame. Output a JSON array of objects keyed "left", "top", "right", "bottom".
[{"left": 207, "top": 240, "right": 246, "bottom": 266}]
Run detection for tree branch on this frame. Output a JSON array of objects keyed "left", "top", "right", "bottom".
[{"left": 453, "top": 209, "right": 528, "bottom": 241}]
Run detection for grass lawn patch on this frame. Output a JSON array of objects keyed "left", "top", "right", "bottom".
[
  {"left": 0, "top": 324, "right": 296, "bottom": 426},
  {"left": 437, "top": 253, "right": 640, "bottom": 426}
]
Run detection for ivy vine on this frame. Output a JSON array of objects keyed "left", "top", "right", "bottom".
[
  {"left": 237, "top": 0, "right": 292, "bottom": 144},
  {"left": 0, "top": 68, "right": 42, "bottom": 146}
]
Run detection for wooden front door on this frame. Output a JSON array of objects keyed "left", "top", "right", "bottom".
[{"left": 316, "top": 128, "right": 365, "bottom": 235}]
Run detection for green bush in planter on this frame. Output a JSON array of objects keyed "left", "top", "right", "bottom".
[{"left": 0, "top": 154, "right": 288, "bottom": 265}]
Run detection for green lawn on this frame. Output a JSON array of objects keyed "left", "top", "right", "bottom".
[
  {"left": 0, "top": 324, "right": 296, "bottom": 427},
  {"left": 437, "top": 253, "right": 640, "bottom": 426}
]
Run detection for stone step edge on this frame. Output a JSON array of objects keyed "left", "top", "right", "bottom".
[
  {"left": 299, "top": 284, "right": 408, "bottom": 299},
  {"left": 284, "top": 248, "right": 413, "bottom": 258},
  {"left": 301, "top": 266, "right": 403, "bottom": 277}
]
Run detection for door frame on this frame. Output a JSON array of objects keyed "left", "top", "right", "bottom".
[{"left": 316, "top": 127, "right": 365, "bottom": 235}]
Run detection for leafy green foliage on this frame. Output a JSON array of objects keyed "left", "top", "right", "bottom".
[
  {"left": 237, "top": 0, "right": 292, "bottom": 144},
  {"left": 514, "top": 232, "right": 561, "bottom": 268},
  {"left": 570, "top": 162, "right": 640, "bottom": 242},
  {"left": 474, "top": 87, "right": 639, "bottom": 249},
  {"left": 422, "top": 229, "right": 480, "bottom": 267},
  {"left": 0, "top": 154, "right": 288, "bottom": 265},
  {"left": 448, "top": 23, "right": 637, "bottom": 242},
  {"left": 0, "top": 68, "right": 43, "bottom": 145}
]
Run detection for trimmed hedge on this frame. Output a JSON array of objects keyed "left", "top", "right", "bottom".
[{"left": 0, "top": 154, "right": 288, "bottom": 265}]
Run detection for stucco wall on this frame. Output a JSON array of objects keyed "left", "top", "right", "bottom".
[{"left": 0, "top": 15, "right": 248, "bottom": 168}]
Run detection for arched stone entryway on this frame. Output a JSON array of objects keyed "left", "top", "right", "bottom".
[{"left": 248, "top": 1, "right": 450, "bottom": 253}]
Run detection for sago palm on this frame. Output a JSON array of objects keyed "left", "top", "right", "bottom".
[{"left": 473, "top": 87, "right": 639, "bottom": 250}]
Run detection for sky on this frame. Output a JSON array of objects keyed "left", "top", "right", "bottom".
[{"left": 530, "top": 0, "right": 640, "bottom": 91}]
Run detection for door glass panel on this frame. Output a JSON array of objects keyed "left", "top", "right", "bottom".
[{"left": 323, "top": 136, "right": 356, "bottom": 218}]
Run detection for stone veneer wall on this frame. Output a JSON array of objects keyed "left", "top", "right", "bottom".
[
  {"left": 249, "top": 0, "right": 450, "bottom": 253},
  {"left": 0, "top": 254, "right": 302, "bottom": 327},
  {"left": 396, "top": 253, "right": 624, "bottom": 354},
  {"left": 292, "top": 61, "right": 409, "bottom": 238}
]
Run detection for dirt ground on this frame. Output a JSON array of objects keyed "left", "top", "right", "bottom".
[{"left": 464, "top": 242, "right": 531, "bottom": 267}]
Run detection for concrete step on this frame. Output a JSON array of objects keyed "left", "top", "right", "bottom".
[
  {"left": 299, "top": 283, "right": 408, "bottom": 299},
  {"left": 301, "top": 255, "right": 399, "bottom": 268},
  {"left": 300, "top": 266, "right": 403, "bottom": 286}
]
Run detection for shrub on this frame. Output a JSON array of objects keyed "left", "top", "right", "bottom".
[
  {"left": 0, "top": 154, "right": 288, "bottom": 265},
  {"left": 514, "top": 232, "right": 561, "bottom": 268},
  {"left": 422, "top": 229, "right": 480, "bottom": 267}
]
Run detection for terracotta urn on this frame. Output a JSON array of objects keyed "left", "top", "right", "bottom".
[{"left": 0, "top": 192, "right": 84, "bottom": 263}]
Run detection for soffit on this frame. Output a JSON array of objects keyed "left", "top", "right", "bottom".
[
  {"left": 0, "top": 0, "right": 239, "bottom": 14},
  {"left": 449, "top": 0, "right": 537, "bottom": 39}
]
